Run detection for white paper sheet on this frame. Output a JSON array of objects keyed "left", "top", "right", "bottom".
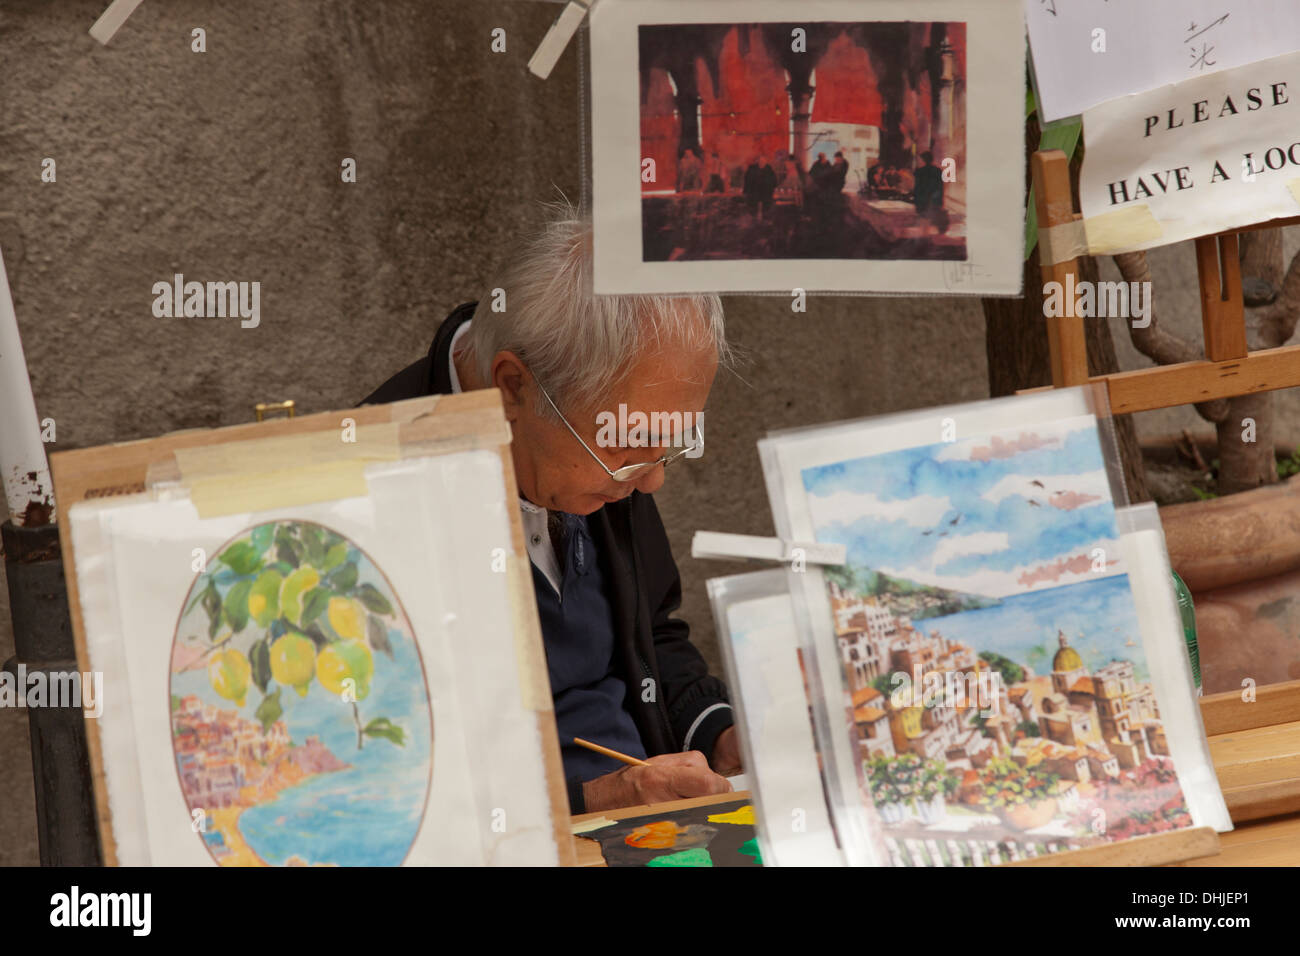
[
  {"left": 709, "top": 570, "right": 843, "bottom": 866},
  {"left": 71, "top": 450, "right": 559, "bottom": 866},
  {"left": 1079, "top": 48, "right": 1300, "bottom": 255},
  {"left": 1027, "top": 0, "right": 1300, "bottom": 122}
]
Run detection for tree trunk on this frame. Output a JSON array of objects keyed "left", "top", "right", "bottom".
[
  {"left": 1216, "top": 392, "right": 1277, "bottom": 494},
  {"left": 1239, "top": 227, "right": 1284, "bottom": 306}
]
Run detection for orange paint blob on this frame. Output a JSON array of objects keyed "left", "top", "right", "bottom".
[{"left": 625, "top": 821, "right": 681, "bottom": 849}]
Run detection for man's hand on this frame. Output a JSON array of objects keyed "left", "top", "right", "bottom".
[
  {"left": 709, "top": 726, "right": 743, "bottom": 776},
  {"left": 582, "top": 752, "right": 732, "bottom": 813}
]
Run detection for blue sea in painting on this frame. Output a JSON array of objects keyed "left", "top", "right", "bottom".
[{"left": 912, "top": 573, "right": 1150, "bottom": 680}]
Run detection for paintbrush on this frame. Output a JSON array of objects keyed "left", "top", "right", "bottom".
[{"left": 572, "top": 736, "right": 651, "bottom": 767}]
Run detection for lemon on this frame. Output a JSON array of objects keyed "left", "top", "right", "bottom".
[
  {"left": 248, "top": 569, "right": 284, "bottom": 627},
  {"left": 327, "top": 596, "right": 365, "bottom": 642},
  {"left": 209, "top": 648, "right": 251, "bottom": 707},
  {"left": 270, "top": 631, "right": 317, "bottom": 697},
  {"left": 317, "top": 640, "right": 373, "bottom": 701},
  {"left": 278, "top": 566, "right": 320, "bottom": 627}
]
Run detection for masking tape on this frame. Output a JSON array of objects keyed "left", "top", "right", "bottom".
[
  {"left": 528, "top": 0, "right": 591, "bottom": 80},
  {"left": 174, "top": 423, "right": 400, "bottom": 517},
  {"left": 508, "top": 556, "right": 551, "bottom": 711},
  {"left": 1289, "top": 179, "right": 1300, "bottom": 208},
  {"left": 187, "top": 461, "right": 370, "bottom": 518},
  {"left": 1038, "top": 205, "right": 1164, "bottom": 262},
  {"left": 89, "top": 0, "right": 145, "bottom": 45},
  {"left": 1036, "top": 219, "right": 1089, "bottom": 266},
  {"left": 1081, "top": 204, "right": 1164, "bottom": 255}
]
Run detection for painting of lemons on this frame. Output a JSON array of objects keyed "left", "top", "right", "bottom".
[{"left": 170, "top": 520, "right": 431, "bottom": 866}]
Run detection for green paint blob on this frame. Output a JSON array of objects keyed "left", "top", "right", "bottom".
[
  {"left": 646, "top": 847, "right": 713, "bottom": 867},
  {"left": 738, "top": 837, "right": 763, "bottom": 865}
]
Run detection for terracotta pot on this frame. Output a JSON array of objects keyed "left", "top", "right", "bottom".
[{"left": 997, "top": 797, "right": 1057, "bottom": 831}]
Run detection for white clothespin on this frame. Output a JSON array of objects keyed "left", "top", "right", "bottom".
[
  {"left": 528, "top": 0, "right": 593, "bottom": 80},
  {"left": 90, "top": 0, "right": 145, "bottom": 45},
  {"left": 691, "top": 531, "right": 846, "bottom": 567}
]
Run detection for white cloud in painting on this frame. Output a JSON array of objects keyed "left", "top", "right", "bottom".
[
  {"left": 930, "top": 531, "right": 1010, "bottom": 568},
  {"left": 883, "top": 536, "right": 1125, "bottom": 599},
  {"left": 982, "top": 469, "right": 1110, "bottom": 509},
  {"left": 807, "top": 489, "right": 951, "bottom": 530}
]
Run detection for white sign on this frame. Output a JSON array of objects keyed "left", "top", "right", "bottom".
[
  {"left": 1079, "top": 49, "right": 1300, "bottom": 256},
  {"left": 1028, "top": 0, "right": 1300, "bottom": 122}
]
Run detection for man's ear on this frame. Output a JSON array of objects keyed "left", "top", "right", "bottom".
[{"left": 490, "top": 351, "right": 530, "bottom": 423}]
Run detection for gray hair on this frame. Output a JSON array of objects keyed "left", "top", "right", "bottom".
[{"left": 466, "top": 203, "right": 729, "bottom": 419}]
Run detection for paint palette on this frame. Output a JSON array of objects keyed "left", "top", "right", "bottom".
[{"left": 586, "top": 799, "right": 762, "bottom": 868}]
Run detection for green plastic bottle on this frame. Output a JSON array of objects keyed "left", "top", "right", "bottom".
[{"left": 1171, "top": 569, "right": 1202, "bottom": 695}]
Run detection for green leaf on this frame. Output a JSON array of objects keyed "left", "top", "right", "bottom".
[
  {"left": 185, "top": 583, "right": 209, "bottom": 616},
  {"left": 250, "top": 524, "right": 274, "bottom": 557},
  {"left": 303, "top": 623, "right": 332, "bottom": 650},
  {"left": 218, "top": 540, "right": 263, "bottom": 577},
  {"left": 202, "top": 582, "right": 222, "bottom": 639},
  {"left": 1040, "top": 118, "right": 1082, "bottom": 159},
  {"left": 300, "top": 587, "right": 330, "bottom": 627},
  {"left": 328, "top": 561, "right": 358, "bottom": 592},
  {"left": 1025, "top": 86, "right": 1036, "bottom": 119},
  {"left": 367, "top": 614, "right": 394, "bottom": 660},
  {"left": 274, "top": 526, "right": 300, "bottom": 568},
  {"left": 1025, "top": 117, "right": 1082, "bottom": 261},
  {"left": 1024, "top": 194, "right": 1039, "bottom": 260},
  {"left": 355, "top": 583, "right": 394, "bottom": 616},
  {"left": 300, "top": 525, "right": 326, "bottom": 569},
  {"left": 255, "top": 689, "right": 283, "bottom": 733},
  {"left": 223, "top": 579, "right": 253, "bottom": 633},
  {"left": 362, "top": 717, "right": 406, "bottom": 747},
  {"left": 249, "top": 636, "right": 272, "bottom": 694},
  {"left": 322, "top": 542, "right": 348, "bottom": 572}
]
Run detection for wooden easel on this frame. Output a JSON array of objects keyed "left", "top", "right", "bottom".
[
  {"left": 1031, "top": 148, "right": 1300, "bottom": 865},
  {"left": 49, "top": 391, "right": 577, "bottom": 867}
]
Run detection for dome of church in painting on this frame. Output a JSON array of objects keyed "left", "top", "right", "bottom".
[{"left": 1053, "top": 630, "right": 1084, "bottom": 673}]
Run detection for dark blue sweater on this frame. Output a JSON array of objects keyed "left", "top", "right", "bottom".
[{"left": 532, "top": 512, "right": 647, "bottom": 810}]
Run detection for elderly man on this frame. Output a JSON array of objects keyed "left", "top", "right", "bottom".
[{"left": 362, "top": 206, "right": 741, "bottom": 813}]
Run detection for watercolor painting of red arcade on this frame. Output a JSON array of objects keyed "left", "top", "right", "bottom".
[{"left": 638, "top": 21, "right": 966, "bottom": 263}]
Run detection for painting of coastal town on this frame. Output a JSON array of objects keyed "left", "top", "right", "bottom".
[
  {"left": 801, "top": 418, "right": 1194, "bottom": 865},
  {"left": 170, "top": 520, "right": 431, "bottom": 866}
]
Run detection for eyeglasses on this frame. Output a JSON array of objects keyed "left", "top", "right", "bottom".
[{"left": 535, "top": 381, "right": 702, "bottom": 483}]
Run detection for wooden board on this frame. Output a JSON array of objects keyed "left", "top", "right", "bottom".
[
  {"left": 1170, "top": 812, "right": 1300, "bottom": 866},
  {"left": 1005, "top": 826, "right": 1219, "bottom": 867},
  {"left": 1201, "top": 678, "right": 1300, "bottom": 736},
  {"left": 49, "top": 390, "right": 575, "bottom": 867}
]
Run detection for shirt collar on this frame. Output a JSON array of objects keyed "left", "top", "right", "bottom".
[{"left": 447, "top": 320, "right": 472, "bottom": 395}]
